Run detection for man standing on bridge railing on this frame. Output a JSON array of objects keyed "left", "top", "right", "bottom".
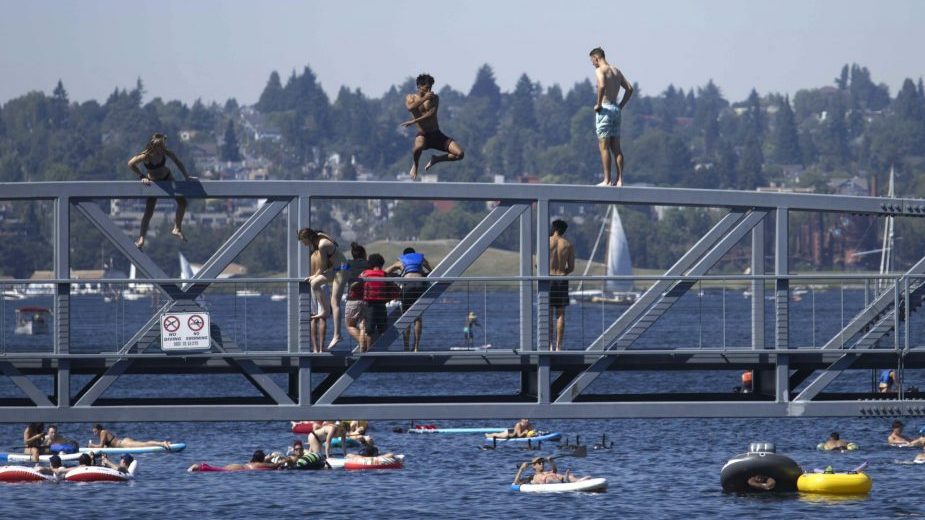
[{"left": 590, "top": 47, "right": 633, "bottom": 187}]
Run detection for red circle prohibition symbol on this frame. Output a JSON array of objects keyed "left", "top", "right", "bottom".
[
  {"left": 188, "top": 315, "right": 205, "bottom": 332},
  {"left": 163, "top": 316, "right": 180, "bottom": 332}
]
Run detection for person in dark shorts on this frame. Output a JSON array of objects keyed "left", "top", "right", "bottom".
[
  {"left": 360, "top": 254, "right": 397, "bottom": 352},
  {"left": 402, "top": 73, "right": 465, "bottom": 180},
  {"left": 386, "top": 247, "right": 432, "bottom": 351},
  {"left": 549, "top": 219, "right": 574, "bottom": 351}
]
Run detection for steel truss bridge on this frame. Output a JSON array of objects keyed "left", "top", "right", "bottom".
[{"left": 2, "top": 180, "right": 925, "bottom": 422}]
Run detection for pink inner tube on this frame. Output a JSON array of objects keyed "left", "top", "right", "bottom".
[
  {"left": 0, "top": 466, "right": 54, "bottom": 483},
  {"left": 291, "top": 422, "right": 316, "bottom": 434},
  {"left": 193, "top": 463, "right": 275, "bottom": 472},
  {"left": 343, "top": 456, "right": 404, "bottom": 470}
]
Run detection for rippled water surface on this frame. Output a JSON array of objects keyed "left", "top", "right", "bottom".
[{"left": 1, "top": 292, "right": 924, "bottom": 518}]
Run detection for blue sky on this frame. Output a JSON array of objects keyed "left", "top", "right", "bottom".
[{"left": 1, "top": 0, "right": 922, "bottom": 105}]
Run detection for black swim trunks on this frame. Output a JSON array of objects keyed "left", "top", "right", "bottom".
[
  {"left": 417, "top": 130, "right": 454, "bottom": 152},
  {"left": 400, "top": 280, "right": 426, "bottom": 313},
  {"left": 367, "top": 302, "right": 388, "bottom": 337},
  {"left": 549, "top": 279, "right": 570, "bottom": 307}
]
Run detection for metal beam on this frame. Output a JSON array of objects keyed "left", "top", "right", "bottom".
[
  {"left": 74, "top": 200, "right": 180, "bottom": 297},
  {"left": 793, "top": 354, "right": 858, "bottom": 402},
  {"left": 555, "top": 210, "right": 751, "bottom": 403},
  {"left": 73, "top": 359, "right": 132, "bottom": 407},
  {"left": 5, "top": 180, "right": 922, "bottom": 217},
  {"left": 313, "top": 357, "right": 375, "bottom": 405},
  {"left": 752, "top": 215, "right": 766, "bottom": 349},
  {"left": 3, "top": 400, "right": 925, "bottom": 422},
  {"left": 536, "top": 200, "right": 550, "bottom": 351},
  {"left": 229, "top": 358, "right": 295, "bottom": 405},
  {"left": 519, "top": 206, "right": 534, "bottom": 352},
  {"left": 369, "top": 203, "right": 529, "bottom": 350},
  {"left": 54, "top": 196, "right": 70, "bottom": 407},
  {"left": 0, "top": 361, "right": 53, "bottom": 406}
]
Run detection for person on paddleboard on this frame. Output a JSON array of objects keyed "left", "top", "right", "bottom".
[
  {"left": 487, "top": 418, "right": 534, "bottom": 440},
  {"left": 89, "top": 424, "right": 171, "bottom": 450}
]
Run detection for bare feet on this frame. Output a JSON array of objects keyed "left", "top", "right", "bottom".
[
  {"left": 596, "top": 181, "right": 609, "bottom": 187},
  {"left": 171, "top": 227, "right": 187, "bottom": 242},
  {"left": 134, "top": 236, "right": 145, "bottom": 250},
  {"left": 424, "top": 156, "right": 436, "bottom": 171},
  {"left": 163, "top": 441, "right": 172, "bottom": 450},
  {"left": 326, "top": 335, "right": 342, "bottom": 351},
  {"left": 187, "top": 464, "right": 201, "bottom": 472},
  {"left": 409, "top": 163, "right": 418, "bottom": 181},
  {"left": 614, "top": 178, "right": 623, "bottom": 187}
]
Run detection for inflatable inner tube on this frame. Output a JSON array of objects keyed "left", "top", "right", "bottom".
[
  {"left": 721, "top": 452, "right": 802, "bottom": 493},
  {"left": 64, "top": 460, "right": 137, "bottom": 482},
  {"left": 342, "top": 454, "right": 404, "bottom": 470},
  {"left": 0, "top": 465, "right": 57, "bottom": 483},
  {"left": 190, "top": 463, "right": 275, "bottom": 472},
  {"left": 797, "top": 472, "right": 872, "bottom": 495},
  {"left": 816, "top": 442, "right": 859, "bottom": 452},
  {"left": 291, "top": 422, "right": 315, "bottom": 434}
]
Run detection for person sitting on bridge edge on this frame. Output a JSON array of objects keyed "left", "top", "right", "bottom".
[
  {"left": 127, "top": 133, "right": 196, "bottom": 249},
  {"left": 402, "top": 73, "right": 464, "bottom": 180},
  {"left": 888, "top": 420, "right": 925, "bottom": 447},
  {"left": 299, "top": 227, "right": 349, "bottom": 351}
]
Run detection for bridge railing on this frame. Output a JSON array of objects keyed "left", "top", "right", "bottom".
[{"left": 2, "top": 273, "right": 923, "bottom": 356}]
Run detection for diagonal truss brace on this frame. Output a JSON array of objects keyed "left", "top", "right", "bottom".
[
  {"left": 315, "top": 203, "right": 529, "bottom": 405},
  {"left": 71, "top": 198, "right": 292, "bottom": 406},
  {"left": 555, "top": 209, "right": 765, "bottom": 403},
  {"left": 0, "top": 361, "right": 54, "bottom": 406},
  {"left": 794, "top": 258, "right": 925, "bottom": 402}
]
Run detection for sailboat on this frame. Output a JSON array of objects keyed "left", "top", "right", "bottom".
[
  {"left": 122, "top": 264, "right": 153, "bottom": 301},
  {"left": 570, "top": 205, "right": 639, "bottom": 304}
]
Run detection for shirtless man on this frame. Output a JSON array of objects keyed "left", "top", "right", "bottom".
[
  {"left": 299, "top": 228, "right": 348, "bottom": 350},
  {"left": 821, "top": 431, "right": 850, "bottom": 451},
  {"left": 402, "top": 73, "right": 464, "bottom": 180},
  {"left": 99, "top": 454, "right": 135, "bottom": 474},
  {"left": 589, "top": 47, "right": 634, "bottom": 187},
  {"left": 513, "top": 456, "right": 591, "bottom": 485},
  {"left": 187, "top": 450, "right": 283, "bottom": 472},
  {"left": 888, "top": 420, "right": 925, "bottom": 447},
  {"left": 549, "top": 219, "right": 574, "bottom": 351},
  {"left": 35, "top": 454, "right": 69, "bottom": 477}
]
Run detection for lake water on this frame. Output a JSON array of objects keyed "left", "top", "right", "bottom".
[{"left": 1, "top": 289, "right": 924, "bottom": 518}]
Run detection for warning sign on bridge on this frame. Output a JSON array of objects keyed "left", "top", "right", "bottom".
[{"left": 160, "top": 312, "right": 211, "bottom": 351}]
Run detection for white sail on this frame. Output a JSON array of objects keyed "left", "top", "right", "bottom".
[
  {"left": 179, "top": 252, "right": 195, "bottom": 280},
  {"left": 605, "top": 206, "right": 633, "bottom": 293}
]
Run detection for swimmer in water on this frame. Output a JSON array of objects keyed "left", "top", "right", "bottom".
[
  {"left": 747, "top": 475, "right": 776, "bottom": 491},
  {"left": 89, "top": 424, "right": 171, "bottom": 450},
  {"left": 888, "top": 420, "right": 925, "bottom": 447},
  {"left": 187, "top": 450, "right": 282, "bottom": 472},
  {"left": 822, "top": 431, "right": 851, "bottom": 451},
  {"left": 100, "top": 454, "right": 135, "bottom": 474}
]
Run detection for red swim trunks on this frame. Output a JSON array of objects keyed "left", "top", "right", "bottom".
[{"left": 417, "top": 130, "right": 454, "bottom": 152}]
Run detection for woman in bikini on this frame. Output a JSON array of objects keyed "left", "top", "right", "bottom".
[
  {"left": 89, "top": 424, "right": 171, "bottom": 450},
  {"left": 486, "top": 418, "right": 534, "bottom": 440},
  {"left": 307, "top": 420, "right": 348, "bottom": 459},
  {"left": 298, "top": 228, "right": 349, "bottom": 350},
  {"left": 23, "top": 422, "right": 45, "bottom": 462},
  {"left": 127, "top": 133, "right": 195, "bottom": 249}
]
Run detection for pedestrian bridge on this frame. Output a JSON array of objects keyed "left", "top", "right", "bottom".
[{"left": 2, "top": 179, "right": 925, "bottom": 422}]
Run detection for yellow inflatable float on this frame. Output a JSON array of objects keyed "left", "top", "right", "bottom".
[{"left": 797, "top": 472, "right": 872, "bottom": 495}]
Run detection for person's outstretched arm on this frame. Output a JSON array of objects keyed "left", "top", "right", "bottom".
[
  {"left": 513, "top": 462, "right": 529, "bottom": 484},
  {"left": 166, "top": 149, "right": 194, "bottom": 180}
]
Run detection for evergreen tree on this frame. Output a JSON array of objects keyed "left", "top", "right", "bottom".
[
  {"left": 770, "top": 96, "right": 801, "bottom": 164},
  {"left": 468, "top": 64, "right": 502, "bottom": 112},
  {"left": 740, "top": 89, "right": 765, "bottom": 144},
  {"left": 256, "top": 71, "right": 285, "bottom": 112},
  {"left": 817, "top": 95, "right": 849, "bottom": 167},
  {"left": 509, "top": 73, "right": 538, "bottom": 129},
  {"left": 737, "top": 136, "right": 765, "bottom": 189},
  {"left": 224, "top": 98, "right": 239, "bottom": 114},
  {"left": 835, "top": 65, "right": 849, "bottom": 90},
  {"left": 220, "top": 119, "right": 241, "bottom": 162},
  {"left": 188, "top": 98, "right": 215, "bottom": 132},
  {"left": 894, "top": 78, "right": 923, "bottom": 121}
]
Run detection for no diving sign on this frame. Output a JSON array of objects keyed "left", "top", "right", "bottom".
[{"left": 160, "top": 312, "right": 211, "bottom": 351}]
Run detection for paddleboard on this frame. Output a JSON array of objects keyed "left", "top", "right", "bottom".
[
  {"left": 0, "top": 452, "right": 83, "bottom": 463},
  {"left": 485, "top": 432, "right": 562, "bottom": 443},
  {"left": 513, "top": 477, "right": 607, "bottom": 493},
  {"left": 189, "top": 463, "right": 276, "bottom": 472},
  {"left": 410, "top": 426, "right": 507, "bottom": 434},
  {"left": 78, "top": 443, "right": 185, "bottom": 454},
  {"left": 64, "top": 460, "right": 137, "bottom": 482}
]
